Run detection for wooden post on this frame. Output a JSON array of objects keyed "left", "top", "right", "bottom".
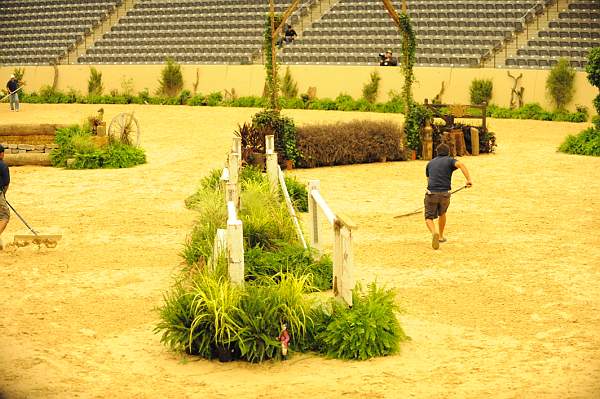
[
  {"left": 232, "top": 137, "right": 242, "bottom": 156},
  {"left": 227, "top": 217, "right": 244, "bottom": 285},
  {"left": 422, "top": 122, "right": 433, "bottom": 160},
  {"left": 265, "top": 134, "right": 278, "bottom": 192},
  {"left": 307, "top": 180, "right": 321, "bottom": 250},
  {"left": 470, "top": 127, "right": 480, "bottom": 156}
]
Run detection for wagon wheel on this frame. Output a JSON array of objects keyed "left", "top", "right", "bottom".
[{"left": 108, "top": 112, "right": 141, "bottom": 146}]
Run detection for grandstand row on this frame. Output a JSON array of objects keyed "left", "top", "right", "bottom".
[{"left": 0, "top": 0, "right": 598, "bottom": 69}]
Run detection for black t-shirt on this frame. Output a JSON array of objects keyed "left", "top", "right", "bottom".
[
  {"left": 426, "top": 156, "right": 457, "bottom": 192},
  {"left": 7, "top": 79, "right": 18, "bottom": 92},
  {"left": 380, "top": 57, "right": 398, "bottom": 66},
  {"left": 0, "top": 159, "right": 9, "bottom": 191},
  {"left": 285, "top": 28, "right": 297, "bottom": 38}
]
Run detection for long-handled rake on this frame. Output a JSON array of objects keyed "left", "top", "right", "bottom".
[
  {"left": 0, "top": 86, "right": 23, "bottom": 102},
  {"left": 393, "top": 185, "right": 469, "bottom": 219},
  {"left": 5, "top": 198, "right": 61, "bottom": 248}
]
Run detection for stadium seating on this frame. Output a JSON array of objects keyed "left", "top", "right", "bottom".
[
  {"left": 504, "top": 0, "right": 599, "bottom": 69},
  {"left": 78, "top": 0, "right": 294, "bottom": 64},
  {"left": 0, "top": 0, "right": 121, "bottom": 65},
  {"left": 280, "top": 0, "right": 544, "bottom": 66}
]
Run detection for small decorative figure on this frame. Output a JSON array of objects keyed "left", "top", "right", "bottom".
[{"left": 278, "top": 323, "right": 290, "bottom": 359}]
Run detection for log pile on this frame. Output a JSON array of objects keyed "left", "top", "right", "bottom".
[{"left": 0, "top": 123, "right": 67, "bottom": 166}]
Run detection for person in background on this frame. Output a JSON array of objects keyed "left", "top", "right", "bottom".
[
  {"left": 6, "top": 74, "right": 20, "bottom": 112},
  {"left": 424, "top": 143, "right": 472, "bottom": 249},
  {"left": 284, "top": 24, "right": 297, "bottom": 45},
  {"left": 379, "top": 50, "right": 398, "bottom": 66},
  {"left": 0, "top": 145, "right": 11, "bottom": 250}
]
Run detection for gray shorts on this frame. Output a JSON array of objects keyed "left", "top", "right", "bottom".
[
  {"left": 0, "top": 193, "right": 9, "bottom": 221},
  {"left": 424, "top": 192, "right": 450, "bottom": 220}
]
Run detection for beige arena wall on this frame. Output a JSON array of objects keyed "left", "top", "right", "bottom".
[{"left": 1, "top": 64, "right": 596, "bottom": 112}]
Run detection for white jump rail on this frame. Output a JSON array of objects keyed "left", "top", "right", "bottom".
[
  {"left": 308, "top": 180, "right": 356, "bottom": 307},
  {"left": 211, "top": 137, "right": 244, "bottom": 284},
  {"left": 265, "top": 134, "right": 307, "bottom": 249}
]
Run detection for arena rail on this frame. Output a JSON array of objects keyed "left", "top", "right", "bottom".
[{"left": 307, "top": 179, "right": 355, "bottom": 306}]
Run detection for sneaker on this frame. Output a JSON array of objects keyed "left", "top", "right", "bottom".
[{"left": 432, "top": 233, "right": 440, "bottom": 250}]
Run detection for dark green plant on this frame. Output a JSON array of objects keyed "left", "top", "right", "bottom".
[
  {"left": 558, "top": 127, "right": 600, "bottom": 156},
  {"left": 362, "top": 71, "right": 381, "bottom": 104},
  {"left": 546, "top": 58, "right": 576, "bottom": 111},
  {"left": 316, "top": 282, "right": 409, "bottom": 360},
  {"left": 252, "top": 110, "right": 300, "bottom": 165},
  {"left": 12, "top": 67, "right": 25, "bottom": 87},
  {"left": 586, "top": 47, "right": 600, "bottom": 93},
  {"left": 244, "top": 243, "right": 332, "bottom": 291},
  {"left": 263, "top": 13, "right": 283, "bottom": 111},
  {"left": 50, "top": 125, "right": 92, "bottom": 166},
  {"left": 88, "top": 67, "right": 103, "bottom": 96},
  {"left": 157, "top": 58, "right": 184, "bottom": 97},
  {"left": 486, "top": 103, "right": 588, "bottom": 122},
  {"left": 469, "top": 79, "right": 493, "bottom": 105},
  {"left": 404, "top": 101, "right": 432, "bottom": 153},
  {"left": 281, "top": 66, "right": 298, "bottom": 99},
  {"left": 284, "top": 175, "right": 308, "bottom": 212}
]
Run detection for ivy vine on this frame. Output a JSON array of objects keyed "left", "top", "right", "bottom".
[{"left": 263, "top": 13, "right": 282, "bottom": 112}]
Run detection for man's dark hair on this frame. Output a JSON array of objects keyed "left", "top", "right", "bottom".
[{"left": 436, "top": 143, "right": 450, "bottom": 156}]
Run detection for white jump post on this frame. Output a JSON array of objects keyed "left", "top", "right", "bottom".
[
  {"left": 265, "top": 134, "right": 278, "bottom": 192},
  {"left": 308, "top": 180, "right": 321, "bottom": 250},
  {"left": 227, "top": 138, "right": 241, "bottom": 211},
  {"left": 307, "top": 179, "right": 355, "bottom": 306},
  {"left": 227, "top": 201, "right": 244, "bottom": 284}
]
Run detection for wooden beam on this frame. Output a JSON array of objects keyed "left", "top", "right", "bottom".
[{"left": 272, "top": 0, "right": 302, "bottom": 39}]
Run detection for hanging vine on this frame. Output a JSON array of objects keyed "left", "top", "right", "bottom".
[{"left": 263, "top": 13, "right": 282, "bottom": 112}]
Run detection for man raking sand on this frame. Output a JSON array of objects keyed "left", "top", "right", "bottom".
[{"left": 425, "top": 143, "right": 472, "bottom": 249}]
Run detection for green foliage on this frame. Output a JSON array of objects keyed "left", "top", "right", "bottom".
[
  {"left": 239, "top": 179, "right": 297, "bottom": 250},
  {"left": 236, "top": 273, "right": 313, "bottom": 362},
  {"left": 546, "top": 58, "right": 576, "bottom": 111},
  {"left": 182, "top": 186, "right": 227, "bottom": 266},
  {"left": 50, "top": 125, "right": 93, "bottom": 166},
  {"left": 362, "top": 71, "right": 381, "bottom": 104},
  {"left": 88, "top": 67, "right": 103, "bottom": 96},
  {"left": 585, "top": 47, "right": 600, "bottom": 91},
  {"left": 244, "top": 244, "right": 332, "bottom": 291},
  {"left": 252, "top": 110, "right": 300, "bottom": 165},
  {"left": 487, "top": 103, "right": 588, "bottom": 122},
  {"left": 404, "top": 101, "right": 432, "bottom": 153},
  {"left": 284, "top": 175, "right": 308, "bottom": 212},
  {"left": 316, "top": 283, "right": 409, "bottom": 360},
  {"left": 157, "top": 58, "right": 184, "bottom": 97},
  {"left": 263, "top": 13, "right": 283, "bottom": 111},
  {"left": 296, "top": 119, "right": 406, "bottom": 168},
  {"left": 469, "top": 79, "right": 493, "bottom": 105},
  {"left": 558, "top": 126, "right": 600, "bottom": 156},
  {"left": 280, "top": 66, "right": 299, "bottom": 99},
  {"left": 398, "top": 13, "right": 416, "bottom": 109}
]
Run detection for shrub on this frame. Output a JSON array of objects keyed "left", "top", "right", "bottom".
[
  {"left": 487, "top": 103, "right": 588, "bottom": 122},
  {"left": 157, "top": 57, "right": 184, "bottom": 97},
  {"left": 558, "top": 127, "right": 600, "bottom": 156},
  {"left": 585, "top": 47, "right": 600, "bottom": 94},
  {"left": 50, "top": 125, "right": 92, "bottom": 166},
  {"left": 252, "top": 110, "right": 300, "bottom": 165},
  {"left": 546, "top": 58, "right": 576, "bottom": 111},
  {"left": 362, "top": 71, "right": 381, "bottom": 103},
  {"left": 404, "top": 101, "right": 432, "bottom": 153},
  {"left": 315, "top": 282, "right": 409, "bottom": 360},
  {"left": 469, "top": 78, "right": 493, "bottom": 105},
  {"left": 296, "top": 120, "right": 406, "bottom": 168},
  {"left": 307, "top": 98, "right": 338, "bottom": 110},
  {"left": 88, "top": 67, "right": 103, "bottom": 96},
  {"left": 206, "top": 91, "right": 223, "bottom": 106},
  {"left": 244, "top": 244, "right": 332, "bottom": 291},
  {"left": 280, "top": 66, "right": 299, "bottom": 99},
  {"left": 284, "top": 175, "right": 308, "bottom": 212}
]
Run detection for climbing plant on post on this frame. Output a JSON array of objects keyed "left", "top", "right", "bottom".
[{"left": 381, "top": 0, "right": 419, "bottom": 153}]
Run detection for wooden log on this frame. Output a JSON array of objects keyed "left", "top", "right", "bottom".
[
  {"left": 4, "top": 153, "right": 51, "bottom": 166},
  {"left": 452, "top": 129, "right": 468, "bottom": 156},
  {"left": 441, "top": 132, "right": 456, "bottom": 157},
  {"left": 0, "top": 124, "right": 68, "bottom": 136},
  {"left": 470, "top": 127, "right": 480, "bottom": 156},
  {"left": 0, "top": 135, "right": 55, "bottom": 145}
]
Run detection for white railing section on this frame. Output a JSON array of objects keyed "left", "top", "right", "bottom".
[
  {"left": 213, "top": 137, "right": 245, "bottom": 285},
  {"left": 308, "top": 180, "right": 356, "bottom": 307},
  {"left": 265, "top": 134, "right": 307, "bottom": 249}
]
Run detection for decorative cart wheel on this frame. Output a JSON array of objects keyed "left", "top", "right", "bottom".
[{"left": 108, "top": 112, "right": 141, "bottom": 146}]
